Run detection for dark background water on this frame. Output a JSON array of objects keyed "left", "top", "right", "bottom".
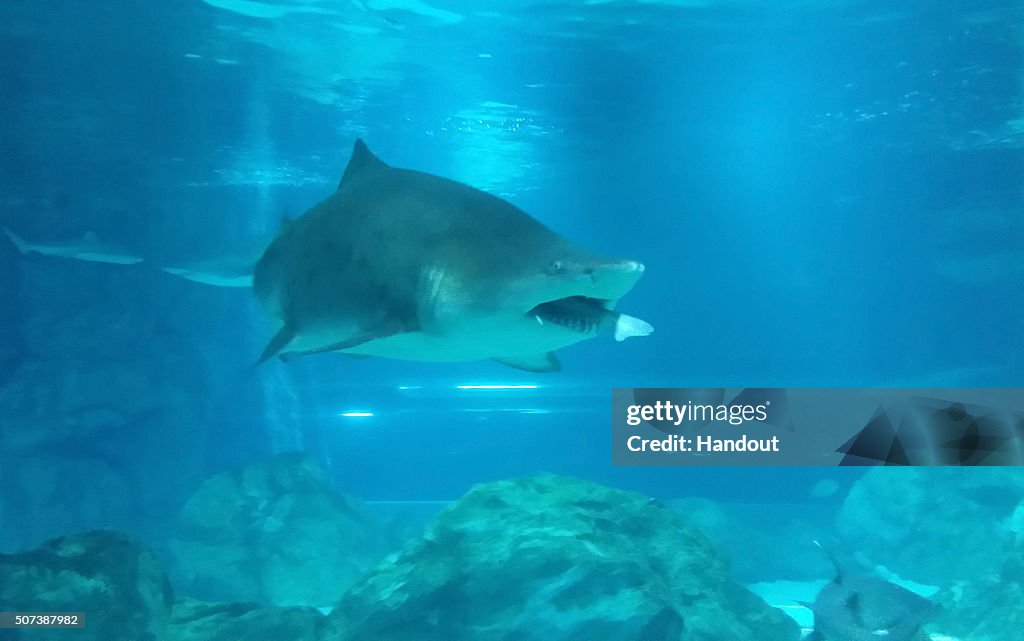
[{"left": 0, "top": 0, "right": 1021, "bottom": 530}]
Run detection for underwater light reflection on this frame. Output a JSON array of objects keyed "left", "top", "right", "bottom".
[{"left": 456, "top": 384, "right": 539, "bottom": 390}]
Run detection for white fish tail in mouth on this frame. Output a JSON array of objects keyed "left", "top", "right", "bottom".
[
  {"left": 613, "top": 313, "right": 654, "bottom": 342},
  {"left": 531, "top": 296, "right": 653, "bottom": 342}
]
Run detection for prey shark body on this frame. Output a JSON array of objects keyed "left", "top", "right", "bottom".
[
  {"left": 162, "top": 264, "right": 254, "bottom": 288},
  {"left": 252, "top": 140, "right": 652, "bottom": 371},
  {"left": 160, "top": 237, "right": 271, "bottom": 288}
]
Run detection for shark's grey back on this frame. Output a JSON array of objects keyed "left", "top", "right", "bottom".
[{"left": 253, "top": 140, "right": 574, "bottom": 331}]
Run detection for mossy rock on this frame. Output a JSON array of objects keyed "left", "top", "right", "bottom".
[{"left": 327, "top": 475, "right": 798, "bottom": 641}]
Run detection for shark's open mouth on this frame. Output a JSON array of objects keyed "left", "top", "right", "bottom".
[
  {"left": 528, "top": 296, "right": 612, "bottom": 335},
  {"left": 529, "top": 295, "right": 654, "bottom": 342}
]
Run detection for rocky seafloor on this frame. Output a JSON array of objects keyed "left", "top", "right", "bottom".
[
  {"left": 0, "top": 454, "right": 803, "bottom": 641},
  {"left": 1, "top": 453, "right": 1022, "bottom": 640}
]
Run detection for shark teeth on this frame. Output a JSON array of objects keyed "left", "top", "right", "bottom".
[{"left": 530, "top": 296, "right": 606, "bottom": 335}]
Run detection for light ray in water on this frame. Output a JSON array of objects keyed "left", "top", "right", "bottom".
[{"left": 456, "top": 384, "right": 539, "bottom": 390}]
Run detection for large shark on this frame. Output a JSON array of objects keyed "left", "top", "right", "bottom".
[
  {"left": 805, "top": 542, "right": 935, "bottom": 641},
  {"left": 253, "top": 139, "right": 652, "bottom": 371},
  {"left": 2, "top": 228, "right": 143, "bottom": 265}
]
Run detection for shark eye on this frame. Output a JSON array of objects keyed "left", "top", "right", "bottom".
[{"left": 547, "top": 260, "right": 564, "bottom": 274}]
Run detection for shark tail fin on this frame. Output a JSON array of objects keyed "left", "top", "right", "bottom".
[
  {"left": 813, "top": 539, "right": 845, "bottom": 584},
  {"left": 2, "top": 227, "right": 30, "bottom": 254},
  {"left": 614, "top": 313, "right": 654, "bottom": 342}
]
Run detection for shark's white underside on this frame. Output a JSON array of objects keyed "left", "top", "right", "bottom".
[{"left": 282, "top": 314, "right": 597, "bottom": 362}]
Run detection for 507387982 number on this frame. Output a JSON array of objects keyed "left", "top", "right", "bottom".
[{"left": 0, "top": 612, "right": 86, "bottom": 628}]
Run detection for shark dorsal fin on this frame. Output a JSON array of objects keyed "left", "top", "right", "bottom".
[{"left": 339, "top": 139, "right": 388, "bottom": 190}]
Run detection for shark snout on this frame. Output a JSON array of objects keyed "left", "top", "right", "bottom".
[
  {"left": 605, "top": 259, "right": 645, "bottom": 274},
  {"left": 582, "top": 259, "right": 644, "bottom": 275},
  {"left": 583, "top": 258, "right": 645, "bottom": 300}
]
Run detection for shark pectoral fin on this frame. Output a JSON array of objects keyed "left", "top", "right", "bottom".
[
  {"left": 280, "top": 323, "right": 410, "bottom": 362},
  {"left": 492, "top": 352, "right": 562, "bottom": 373},
  {"left": 257, "top": 325, "right": 296, "bottom": 365}
]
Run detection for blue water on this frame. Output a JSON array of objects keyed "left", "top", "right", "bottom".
[
  {"left": 0, "top": 1, "right": 1021, "bottom": 638},
  {"left": 1, "top": 0, "right": 1020, "bottom": 494}
]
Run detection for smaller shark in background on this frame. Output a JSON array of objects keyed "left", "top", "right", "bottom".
[
  {"left": 160, "top": 236, "right": 272, "bottom": 288},
  {"left": 804, "top": 541, "right": 935, "bottom": 641},
  {"left": 2, "top": 227, "right": 144, "bottom": 265},
  {"left": 161, "top": 261, "right": 254, "bottom": 288}
]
